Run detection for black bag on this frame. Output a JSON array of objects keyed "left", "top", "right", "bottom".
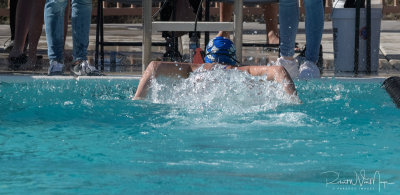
[{"left": 344, "top": 0, "right": 365, "bottom": 8}]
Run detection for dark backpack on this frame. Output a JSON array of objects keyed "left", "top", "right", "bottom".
[{"left": 344, "top": 0, "right": 365, "bottom": 8}]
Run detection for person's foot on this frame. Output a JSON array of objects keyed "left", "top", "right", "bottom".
[
  {"left": 4, "top": 39, "right": 14, "bottom": 52},
  {"left": 19, "top": 55, "right": 44, "bottom": 71},
  {"left": 18, "top": 62, "right": 35, "bottom": 71},
  {"left": 47, "top": 60, "right": 64, "bottom": 76},
  {"left": 71, "top": 60, "right": 102, "bottom": 76},
  {"left": 275, "top": 57, "right": 299, "bottom": 79},
  {"left": 298, "top": 61, "right": 321, "bottom": 79},
  {"left": 296, "top": 44, "right": 324, "bottom": 74},
  {"left": 8, "top": 54, "right": 28, "bottom": 71}
]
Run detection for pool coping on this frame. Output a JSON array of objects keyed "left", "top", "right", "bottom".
[
  {"left": 0, "top": 74, "right": 389, "bottom": 83},
  {"left": 0, "top": 75, "right": 142, "bottom": 83}
]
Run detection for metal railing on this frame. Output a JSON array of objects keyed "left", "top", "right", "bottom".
[{"left": 1, "top": 1, "right": 400, "bottom": 17}]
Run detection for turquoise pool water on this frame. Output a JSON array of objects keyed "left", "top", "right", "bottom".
[{"left": 0, "top": 74, "right": 399, "bottom": 194}]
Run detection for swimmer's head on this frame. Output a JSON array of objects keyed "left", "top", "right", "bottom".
[{"left": 204, "top": 36, "right": 237, "bottom": 65}]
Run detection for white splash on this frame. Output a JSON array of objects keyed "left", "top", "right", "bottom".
[{"left": 147, "top": 66, "right": 297, "bottom": 114}]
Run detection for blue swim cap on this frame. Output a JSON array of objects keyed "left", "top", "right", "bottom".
[{"left": 204, "top": 36, "right": 237, "bottom": 65}]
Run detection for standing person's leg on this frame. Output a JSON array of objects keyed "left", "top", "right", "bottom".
[
  {"left": 276, "top": 0, "right": 299, "bottom": 78},
  {"left": 279, "top": 0, "right": 298, "bottom": 60},
  {"left": 9, "top": 0, "right": 31, "bottom": 56},
  {"left": 71, "top": 0, "right": 91, "bottom": 62},
  {"left": 304, "top": 0, "right": 324, "bottom": 64},
  {"left": 188, "top": 0, "right": 202, "bottom": 40},
  {"left": 64, "top": 0, "right": 71, "bottom": 44},
  {"left": 70, "top": 0, "right": 101, "bottom": 76},
  {"left": 297, "top": 0, "right": 323, "bottom": 79},
  {"left": 24, "top": 0, "right": 46, "bottom": 69},
  {"left": 262, "top": 3, "right": 279, "bottom": 44},
  {"left": 5, "top": 0, "right": 19, "bottom": 52},
  {"left": 8, "top": 0, "right": 34, "bottom": 70},
  {"left": 9, "top": 0, "right": 18, "bottom": 41},
  {"left": 160, "top": 0, "right": 182, "bottom": 61},
  {"left": 63, "top": 0, "right": 73, "bottom": 64},
  {"left": 45, "top": 0, "right": 68, "bottom": 75}
]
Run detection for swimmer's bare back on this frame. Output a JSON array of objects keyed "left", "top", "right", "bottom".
[{"left": 133, "top": 61, "right": 297, "bottom": 100}]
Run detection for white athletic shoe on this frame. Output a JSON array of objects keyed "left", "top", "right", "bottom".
[
  {"left": 71, "top": 60, "right": 102, "bottom": 76},
  {"left": 47, "top": 60, "right": 64, "bottom": 76},
  {"left": 4, "top": 40, "right": 14, "bottom": 52},
  {"left": 298, "top": 60, "right": 321, "bottom": 79},
  {"left": 275, "top": 57, "right": 299, "bottom": 79}
]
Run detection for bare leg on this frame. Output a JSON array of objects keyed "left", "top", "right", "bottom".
[
  {"left": 9, "top": 0, "right": 32, "bottom": 58},
  {"left": 262, "top": 3, "right": 279, "bottom": 44},
  {"left": 216, "top": 2, "right": 233, "bottom": 38},
  {"left": 133, "top": 61, "right": 200, "bottom": 100},
  {"left": 64, "top": 0, "right": 73, "bottom": 64},
  {"left": 25, "top": 0, "right": 46, "bottom": 68},
  {"left": 9, "top": 0, "right": 18, "bottom": 41}
]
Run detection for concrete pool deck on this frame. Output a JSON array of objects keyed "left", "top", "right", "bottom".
[{"left": 0, "top": 21, "right": 400, "bottom": 78}]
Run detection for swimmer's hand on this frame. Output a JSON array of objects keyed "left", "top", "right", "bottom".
[
  {"left": 131, "top": 96, "right": 145, "bottom": 100},
  {"left": 289, "top": 95, "right": 303, "bottom": 104},
  {"left": 132, "top": 97, "right": 144, "bottom": 100}
]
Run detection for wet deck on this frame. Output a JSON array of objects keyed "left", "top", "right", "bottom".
[{"left": 0, "top": 21, "right": 400, "bottom": 77}]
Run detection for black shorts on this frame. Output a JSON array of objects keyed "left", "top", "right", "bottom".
[{"left": 161, "top": 0, "right": 203, "bottom": 38}]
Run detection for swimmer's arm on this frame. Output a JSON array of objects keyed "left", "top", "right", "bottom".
[
  {"left": 133, "top": 61, "right": 195, "bottom": 100},
  {"left": 240, "top": 65, "right": 297, "bottom": 96}
]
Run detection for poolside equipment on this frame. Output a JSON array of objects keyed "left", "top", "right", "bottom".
[
  {"left": 142, "top": 0, "right": 244, "bottom": 72},
  {"left": 142, "top": 0, "right": 280, "bottom": 72},
  {"left": 190, "top": 0, "right": 205, "bottom": 64},
  {"left": 95, "top": 0, "right": 167, "bottom": 71},
  {"left": 331, "top": 0, "right": 381, "bottom": 75},
  {"left": 202, "top": 0, "right": 280, "bottom": 51},
  {"left": 95, "top": 0, "right": 280, "bottom": 72},
  {"left": 193, "top": 48, "right": 205, "bottom": 64},
  {"left": 383, "top": 76, "right": 400, "bottom": 108}
]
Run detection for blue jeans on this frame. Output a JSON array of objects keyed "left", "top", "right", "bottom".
[
  {"left": 44, "top": 0, "right": 92, "bottom": 63},
  {"left": 279, "top": 0, "right": 324, "bottom": 63}
]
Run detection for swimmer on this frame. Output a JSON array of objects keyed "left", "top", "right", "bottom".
[{"left": 133, "top": 37, "right": 297, "bottom": 100}]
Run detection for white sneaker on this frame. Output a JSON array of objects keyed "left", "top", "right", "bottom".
[
  {"left": 47, "top": 60, "right": 64, "bottom": 76},
  {"left": 298, "top": 61, "right": 321, "bottom": 79},
  {"left": 275, "top": 57, "right": 299, "bottom": 79},
  {"left": 4, "top": 40, "right": 14, "bottom": 52},
  {"left": 71, "top": 60, "right": 102, "bottom": 76}
]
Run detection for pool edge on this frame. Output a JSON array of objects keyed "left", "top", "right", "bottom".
[
  {"left": 0, "top": 74, "right": 390, "bottom": 83},
  {"left": 0, "top": 75, "right": 141, "bottom": 83}
]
